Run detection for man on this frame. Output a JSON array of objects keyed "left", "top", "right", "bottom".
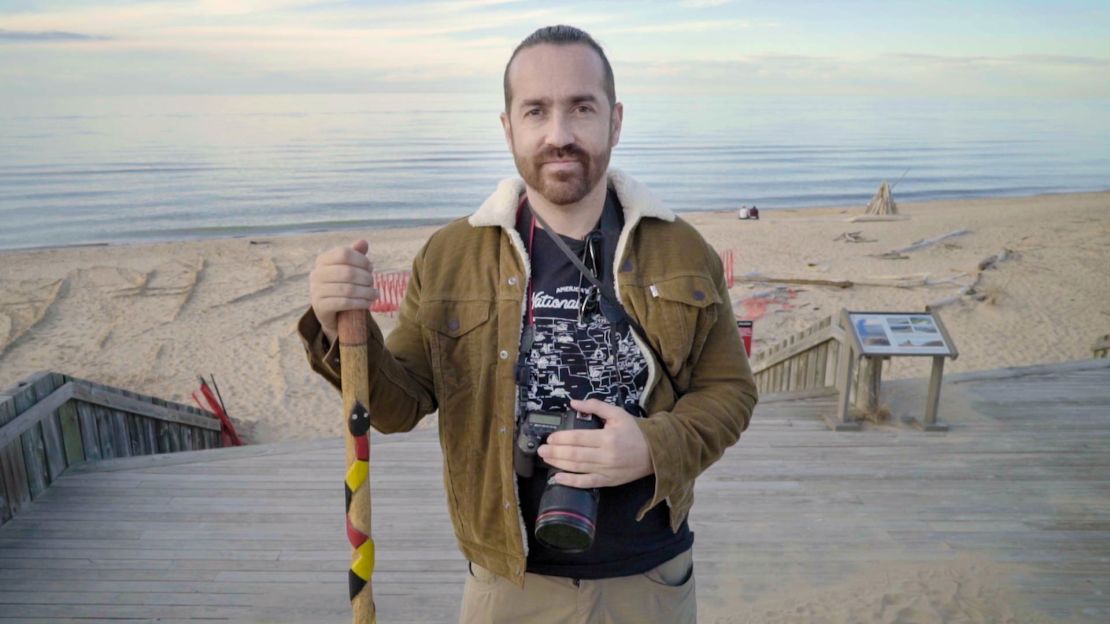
[{"left": 300, "top": 25, "right": 758, "bottom": 623}]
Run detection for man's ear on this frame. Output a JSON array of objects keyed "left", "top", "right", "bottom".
[
  {"left": 500, "top": 111, "right": 513, "bottom": 152},
  {"left": 609, "top": 101, "right": 624, "bottom": 148}
]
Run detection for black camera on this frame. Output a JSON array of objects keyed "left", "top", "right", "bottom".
[{"left": 514, "top": 410, "right": 602, "bottom": 553}]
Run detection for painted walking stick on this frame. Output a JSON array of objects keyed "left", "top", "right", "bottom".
[{"left": 339, "top": 309, "right": 377, "bottom": 623}]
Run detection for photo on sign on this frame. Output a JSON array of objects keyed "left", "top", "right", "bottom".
[
  {"left": 910, "top": 316, "right": 938, "bottom": 333},
  {"left": 855, "top": 317, "right": 891, "bottom": 347},
  {"left": 889, "top": 319, "right": 913, "bottom": 333},
  {"left": 897, "top": 336, "right": 946, "bottom": 348}
]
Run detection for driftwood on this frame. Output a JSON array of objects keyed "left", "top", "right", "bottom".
[
  {"left": 892, "top": 229, "right": 971, "bottom": 254},
  {"left": 865, "top": 181, "right": 898, "bottom": 215},
  {"left": 854, "top": 274, "right": 931, "bottom": 288},
  {"left": 978, "top": 248, "right": 1015, "bottom": 271},
  {"left": 740, "top": 272, "right": 853, "bottom": 289},
  {"left": 833, "top": 231, "right": 876, "bottom": 243},
  {"left": 846, "top": 214, "right": 911, "bottom": 223},
  {"left": 740, "top": 272, "right": 936, "bottom": 290},
  {"left": 873, "top": 251, "right": 910, "bottom": 260},
  {"left": 927, "top": 295, "right": 965, "bottom": 310}
]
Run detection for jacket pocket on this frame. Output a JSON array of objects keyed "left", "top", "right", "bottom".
[
  {"left": 416, "top": 299, "right": 492, "bottom": 394},
  {"left": 646, "top": 274, "right": 721, "bottom": 382}
]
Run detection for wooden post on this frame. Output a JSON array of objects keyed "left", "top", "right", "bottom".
[
  {"left": 832, "top": 340, "right": 861, "bottom": 431},
  {"left": 338, "top": 310, "right": 377, "bottom": 624},
  {"left": 909, "top": 356, "right": 949, "bottom": 432},
  {"left": 855, "top": 356, "right": 884, "bottom": 419}
]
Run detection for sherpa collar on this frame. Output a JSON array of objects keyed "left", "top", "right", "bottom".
[{"left": 468, "top": 168, "right": 675, "bottom": 229}]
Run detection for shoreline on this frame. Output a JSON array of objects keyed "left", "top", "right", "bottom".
[
  {"left": 3, "top": 188, "right": 1107, "bottom": 255},
  {"left": 1, "top": 189, "right": 1108, "bottom": 443}
]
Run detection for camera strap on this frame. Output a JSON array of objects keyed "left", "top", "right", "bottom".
[{"left": 529, "top": 207, "right": 679, "bottom": 397}]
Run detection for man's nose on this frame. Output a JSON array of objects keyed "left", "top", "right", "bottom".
[{"left": 545, "top": 112, "right": 575, "bottom": 149}]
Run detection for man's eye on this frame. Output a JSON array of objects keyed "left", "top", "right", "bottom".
[
  {"left": 525, "top": 108, "right": 542, "bottom": 117},
  {"left": 576, "top": 105, "right": 593, "bottom": 114}
]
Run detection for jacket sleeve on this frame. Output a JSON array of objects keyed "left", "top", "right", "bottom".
[
  {"left": 297, "top": 242, "right": 438, "bottom": 434},
  {"left": 633, "top": 248, "right": 758, "bottom": 520}
]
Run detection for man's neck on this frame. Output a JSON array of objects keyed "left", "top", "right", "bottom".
[{"left": 525, "top": 177, "right": 608, "bottom": 240}]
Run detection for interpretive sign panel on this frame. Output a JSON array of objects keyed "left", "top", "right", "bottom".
[{"left": 847, "top": 312, "right": 955, "bottom": 357}]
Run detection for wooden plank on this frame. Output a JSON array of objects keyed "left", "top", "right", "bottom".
[
  {"left": 0, "top": 468, "right": 8, "bottom": 525},
  {"left": 814, "top": 342, "right": 828, "bottom": 388},
  {"left": 823, "top": 341, "right": 836, "bottom": 388},
  {"left": 170, "top": 423, "right": 183, "bottom": 452},
  {"left": 1, "top": 371, "right": 51, "bottom": 416},
  {"left": 0, "top": 395, "right": 14, "bottom": 428},
  {"left": 20, "top": 423, "right": 50, "bottom": 498},
  {"left": 68, "top": 383, "right": 220, "bottom": 432},
  {"left": 0, "top": 383, "right": 75, "bottom": 449},
  {"left": 834, "top": 338, "right": 858, "bottom": 431},
  {"left": 143, "top": 419, "right": 157, "bottom": 455},
  {"left": 111, "top": 411, "right": 132, "bottom": 458},
  {"left": 0, "top": 443, "right": 31, "bottom": 519},
  {"left": 0, "top": 399, "right": 16, "bottom": 523},
  {"left": 75, "top": 402, "right": 102, "bottom": 463},
  {"left": 126, "top": 415, "right": 144, "bottom": 456},
  {"left": 856, "top": 357, "right": 882, "bottom": 415},
  {"left": 94, "top": 406, "right": 116, "bottom": 460},
  {"left": 58, "top": 401, "right": 85, "bottom": 467},
  {"left": 40, "top": 409, "right": 67, "bottom": 483},
  {"left": 155, "top": 421, "right": 172, "bottom": 453}
]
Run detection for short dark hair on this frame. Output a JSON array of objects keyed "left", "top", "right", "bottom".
[{"left": 503, "top": 25, "right": 615, "bottom": 113}]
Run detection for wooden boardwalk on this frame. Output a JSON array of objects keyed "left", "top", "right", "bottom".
[{"left": 1, "top": 359, "right": 1108, "bottom": 623}]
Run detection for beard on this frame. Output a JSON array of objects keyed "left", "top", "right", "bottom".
[{"left": 512, "top": 137, "right": 612, "bottom": 206}]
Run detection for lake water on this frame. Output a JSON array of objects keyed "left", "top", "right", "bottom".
[{"left": 1, "top": 93, "right": 1107, "bottom": 250}]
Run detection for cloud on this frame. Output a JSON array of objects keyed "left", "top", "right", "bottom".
[
  {"left": 678, "top": 0, "right": 733, "bottom": 7},
  {"left": 888, "top": 53, "right": 1110, "bottom": 68},
  {"left": 604, "top": 19, "right": 757, "bottom": 35},
  {"left": 0, "top": 28, "right": 111, "bottom": 42}
]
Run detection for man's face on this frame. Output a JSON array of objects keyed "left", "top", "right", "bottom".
[{"left": 501, "top": 43, "right": 623, "bottom": 205}]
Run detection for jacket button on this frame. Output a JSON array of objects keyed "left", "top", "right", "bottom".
[
  {"left": 508, "top": 276, "right": 518, "bottom": 286},
  {"left": 503, "top": 501, "right": 511, "bottom": 509},
  {"left": 693, "top": 290, "right": 705, "bottom": 301},
  {"left": 500, "top": 350, "right": 510, "bottom": 360},
  {"left": 447, "top": 318, "right": 460, "bottom": 331},
  {"left": 499, "top": 426, "right": 507, "bottom": 434}
]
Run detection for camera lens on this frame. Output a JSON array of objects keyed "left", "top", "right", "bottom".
[{"left": 535, "top": 481, "right": 599, "bottom": 553}]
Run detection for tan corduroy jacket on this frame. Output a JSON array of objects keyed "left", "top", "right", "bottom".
[{"left": 298, "top": 169, "right": 758, "bottom": 587}]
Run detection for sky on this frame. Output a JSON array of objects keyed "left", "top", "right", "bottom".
[{"left": 1, "top": 0, "right": 1108, "bottom": 97}]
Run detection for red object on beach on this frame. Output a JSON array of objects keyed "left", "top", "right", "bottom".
[
  {"left": 736, "top": 320, "right": 753, "bottom": 356},
  {"left": 719, "top": 249, "right": 735, "bottom": 289},
  {"left": 192, "top": 376, "right": 243, "bottom": 447},
  {"left": 370, "top": 270, "right": 411, "bottom": 316}
]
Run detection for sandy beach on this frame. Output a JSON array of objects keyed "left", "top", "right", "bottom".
[{"left": 1, "top": 190, "right": 1107, "bottom": 442}]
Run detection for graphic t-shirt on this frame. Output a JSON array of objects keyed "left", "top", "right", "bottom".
[{"left": 516, "top": 191, "right": 693, "bottom": 579}]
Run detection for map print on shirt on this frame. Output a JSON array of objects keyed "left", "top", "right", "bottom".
[{"left": 524, "top": 283, "right": 648, "bottom": 414}]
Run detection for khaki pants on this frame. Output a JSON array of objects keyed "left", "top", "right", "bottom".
[{"left": 459, "top": 549, "right": 696, "bottom": 624}]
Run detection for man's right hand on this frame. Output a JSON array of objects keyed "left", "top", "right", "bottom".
[{"left": 309, "top": 239, "right": 378, "bottom": 345}]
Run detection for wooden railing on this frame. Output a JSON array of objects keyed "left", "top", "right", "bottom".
[
  {"left": 751, "top": 316, "right": 845, "bottom": 395},
  {"left": 749, "top": 313, "right": 863, "bottom": 431},
  {"left": 1094, "top": 335, "right": 1110, "bottom": 359},
  {"left": 0, "top": 371, "right": 223, "bottom": 528}
]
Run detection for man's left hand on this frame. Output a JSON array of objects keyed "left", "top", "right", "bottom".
[{"left": 537, "top": 398, "right": 654, "bottom": 489}]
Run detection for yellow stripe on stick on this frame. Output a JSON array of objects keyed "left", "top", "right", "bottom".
[
  {"left": 351, "top": 538, "right": 376, "bottom": 580},
  {"left": 346, "top": 460, "right": 368, "bottom": 491}
]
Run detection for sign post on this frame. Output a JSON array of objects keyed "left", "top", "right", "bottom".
[{"left": 841, "top": 309, "right": 958, "bottom": 431}]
